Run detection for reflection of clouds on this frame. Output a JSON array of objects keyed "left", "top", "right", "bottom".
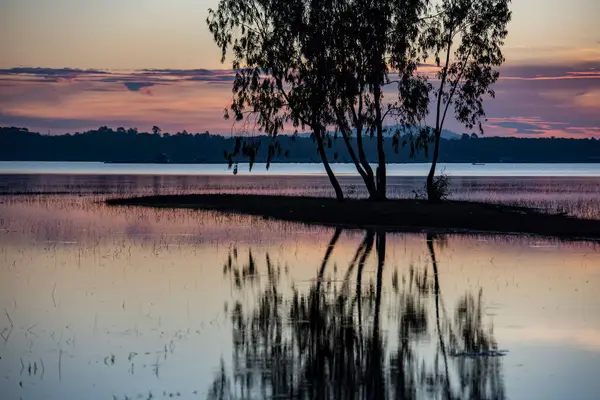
[
  {"left": 2, "top": 201, "right": 597, "bottom": 398},
  {"left": 123, "top": 222, "right": 155, "bottom": 236},
  {"left": 497, "top": 327, "right": 600, "bottom": 352}
]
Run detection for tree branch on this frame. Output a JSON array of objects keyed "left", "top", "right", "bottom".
[
  {"left": 435, "top": 26, "right": 454, "bottom": 135},
  {"left": 419, "top": 10, "right": 447, "bottom": 22},
  {"left": 336, "top": 108, "right": 370, "bottom": 186},
  {"left": 382, "top": 105, "right": 402, "bottom": 121},
  {"left": 240, "top": 23, "right": 260, "bottom": 36},
  {"left": 440, "top": 45, "right": 473, "bottom": 130}
]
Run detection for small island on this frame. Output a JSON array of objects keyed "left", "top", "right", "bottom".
[{"left": 107, "top": 194, "right": 600, "bottom": 241}]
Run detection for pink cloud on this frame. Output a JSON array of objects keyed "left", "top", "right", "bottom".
[{"left": 0, "top": 64, "right": 599, "bottom": 139}]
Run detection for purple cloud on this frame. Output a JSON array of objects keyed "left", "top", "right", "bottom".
[
  {"left": 0, "top": 63, "right": 599, "bottom": 137},
  {"left": 0, "top": 67, "right": 110, "bottom": 82},
  {"left": 490, "top": 121, "right": 546, "bottom": 135}
]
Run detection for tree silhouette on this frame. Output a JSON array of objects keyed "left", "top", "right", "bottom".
[
  {"left": 424, "top": 0, "right": 512, "bottom": 202},
  {"left": 328, "top": 0, "right": 432, "bottom": 200},
  {"left": 207, "top": 0, "right": 346, "bottom": 200},
  {"left": 209, "top": 230, "right": 506, "bottom": 399},
  {"left": 152, "top": 125, "right": 161, "bottom": 135},
  {"left": 207, "top": 0, "right": 437, "bottom": 201},
  {"left": 206, "top": 0, "right": 511, "bottom": 201}
]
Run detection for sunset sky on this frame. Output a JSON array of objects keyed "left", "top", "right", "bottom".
[{"left": 1, "top": 0, "right": 599, "bottom": 137}]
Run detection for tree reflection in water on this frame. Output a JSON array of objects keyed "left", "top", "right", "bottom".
[{"left": 210, "top": 230, "right": 505, "bottom": 399}]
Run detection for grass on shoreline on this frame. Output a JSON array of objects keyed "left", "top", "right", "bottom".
[{"left": 106, "top": 194, "right": 600, "bottom": 240}]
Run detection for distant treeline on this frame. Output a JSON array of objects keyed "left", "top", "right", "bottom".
[{"left": 2, "top": 126, "right": 600, "bottom": 163}]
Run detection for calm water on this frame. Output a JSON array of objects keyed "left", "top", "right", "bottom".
[
  {"left": 0, "top": 170, "right": 600, "bottom": 399},
  {"left": 2, "top": 162, "right": 600, "bottom": 219},
  {"left": 2, "top": 161, "right": 600, "bottom": 177}
]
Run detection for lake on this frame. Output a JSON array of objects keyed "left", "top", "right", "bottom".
[
  {"left": 2, "top": 161, "right": 600, "bottom": 177},
  {"left": 0, "top": 165, "right": 600, "bottom": 399},
  {"left": 2, "top": 162, "right": 600, "bottom": 219}
]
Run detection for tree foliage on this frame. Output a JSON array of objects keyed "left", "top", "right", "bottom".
[
  {"left": 208, "top": 0, "right": 348, "bottom": 199},
  {"left": 328, "top": 0, "right": 433, "bottom": 199},
  {"left": 425, "top": 0, "right": 512, "bottom": 202},
  {"left": 207, "top": 0, "right": 512, "bottom": 201}
]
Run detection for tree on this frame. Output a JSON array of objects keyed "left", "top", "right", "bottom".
[
  {"left": 152, "top": 125, "right": 161, "bottom": 135},
  {"left": 424, "top": 0, "right": 511, "bottom": 202},
  {"left": 328, "top": 0, "right": 431, "bottom": 200},
  {"left": 207, "top": 0, "right": 436, "bottom": 201},
  {"left": 207, "top": 0, "right": 346, "bottom": 200},
  {"left": 207, "top": 0, "right": 510, "bottom": 202}
]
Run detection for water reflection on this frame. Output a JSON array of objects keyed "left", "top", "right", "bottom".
[
  {"left": 1, "top": 196, "right": 599, "bottom": 399},
  {"left": 209, "top": 230, "right": 505, "bottom": 399}
]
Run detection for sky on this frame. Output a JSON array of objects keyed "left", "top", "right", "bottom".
[{"left": 1, "top": 0, "right": 599, "bottom": 137}]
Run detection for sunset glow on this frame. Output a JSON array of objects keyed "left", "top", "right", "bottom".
[{"left": 1, "top": 0, "right": 599, "bottom": 137}]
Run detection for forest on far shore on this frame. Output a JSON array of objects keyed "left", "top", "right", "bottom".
[{"left": 2, "top": 126, "right": 599, "bottom": 164}]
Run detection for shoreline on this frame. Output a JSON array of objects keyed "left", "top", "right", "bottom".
[{"left": 106, "top": 194, "right": 600, "bottom": 241}]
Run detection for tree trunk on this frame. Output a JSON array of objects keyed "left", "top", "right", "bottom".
[
  {"left": 429, "top": 32, "right": 453, "bottom": 203},
  {"left": 427, "top": 129, "right": 442, "bottom": 202},
  {"left": 338, "top": 124, "right": 376, "bottom": 197},
  {"left": 355, "top": 125, "right": 376, "bottom": 198},
  {"left": 350, "top": 82, "right": 376, "bottom": 199},
  {"left": 315, "top": 129, "right": 344, "bottom": 201},
  {"left": 373, "top": 85, "right": 386, "bottom": 200}
]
